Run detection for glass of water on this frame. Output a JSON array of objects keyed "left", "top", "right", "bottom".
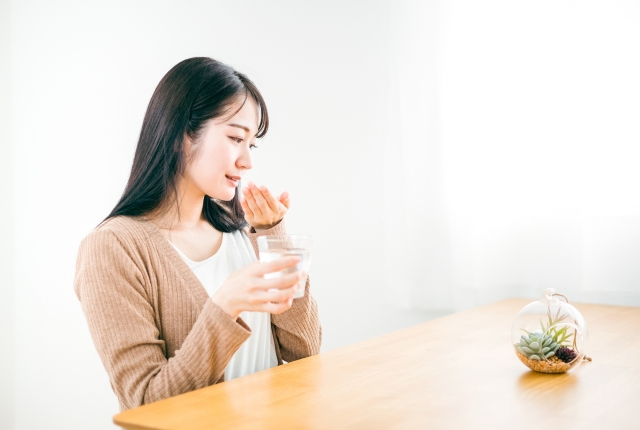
[{"left": 257, "top": 235, "right": 313, "bottom": 299}]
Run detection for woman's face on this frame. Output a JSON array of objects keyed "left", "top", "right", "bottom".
[{"left": 184, "top": 96, "right": 259, "bottom": 201}]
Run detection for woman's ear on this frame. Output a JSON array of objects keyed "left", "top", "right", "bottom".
[{"left": 179, "top": 133, "right": 194, "bottom": 154}]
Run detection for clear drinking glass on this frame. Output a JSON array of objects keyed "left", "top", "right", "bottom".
[{"left": 256, "top": 235, "right": 313, "bottom": 299}]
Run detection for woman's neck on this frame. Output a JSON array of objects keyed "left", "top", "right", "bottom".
[
  {"left": 149, "top": 177, "right": 206, "bottom": 231},
  {"left": 148, "top": 176, "right": 223, "bottom": 261}
]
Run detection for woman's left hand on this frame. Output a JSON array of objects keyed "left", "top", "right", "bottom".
[{"left": 240, "top": 181, "right": 290, "bottom": 231}]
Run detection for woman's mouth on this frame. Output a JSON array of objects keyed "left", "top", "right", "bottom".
[{"left": 225, "top": 175, "right": 240, "bottom": 187}]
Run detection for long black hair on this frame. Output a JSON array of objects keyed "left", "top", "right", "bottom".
[{"left": 105, "top": 57, "right": 269, "bottom": 232}]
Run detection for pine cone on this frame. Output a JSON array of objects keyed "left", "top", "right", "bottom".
[{"left": 555, "top": 346, "right": 577, "bottom": 363}]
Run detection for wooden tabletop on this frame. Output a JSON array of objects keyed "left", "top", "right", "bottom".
[{"left": 114, "top": 299, "right": 640, "bottom": 429}]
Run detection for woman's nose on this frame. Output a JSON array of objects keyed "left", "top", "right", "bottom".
[{"left": 237, "top": 147, "right": 253, "bottom": 170}]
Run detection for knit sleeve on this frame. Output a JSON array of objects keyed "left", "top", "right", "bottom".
[
  {"left": 74, "top": 228, "right": 251, "bottom": 410},
  {"left": 245, "top": 220, "right": 322, "bottom": 362}
]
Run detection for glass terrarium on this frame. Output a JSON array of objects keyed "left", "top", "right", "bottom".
[{"left": 512, "top": 288, "right": 589, "bottom": 373}]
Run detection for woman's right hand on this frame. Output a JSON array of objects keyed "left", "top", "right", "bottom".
[{"left": 211, "top": 256, "right": 305, "bottom": 320}]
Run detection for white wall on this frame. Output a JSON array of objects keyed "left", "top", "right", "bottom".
[
  {"left": 1, "top": 0, "right": 15, "bottom": 428},
  {"left": 383, "top": 0, "right": 640, "bottom": 312},
  {"left": 384, "top": 0, "right": 454, "bottom": 310},
  {"left": 437, "top": 1, "right": 640, "bottom": 308}
]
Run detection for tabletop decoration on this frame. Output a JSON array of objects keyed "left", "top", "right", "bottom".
[{"left": 512, "top": 288, "right": 590, "bottom": 373}]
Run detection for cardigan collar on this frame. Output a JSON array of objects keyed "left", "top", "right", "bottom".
[{"left": 136, "top": 216, "right": 211, "bottom": 310}]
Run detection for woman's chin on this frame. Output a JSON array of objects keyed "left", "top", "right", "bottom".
[{"left": 208, "top": 191, "right": 236, "bottom": 202}]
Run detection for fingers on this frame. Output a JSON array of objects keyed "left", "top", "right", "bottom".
[
  {"left": 240, "top": 196, "right": 255, "bottom": 220},
  {"left": 242, "top": 186, "right": 263, "bottom": 218},
  {"left": 258, "top": 284, "right": 298, "bottom": 303},
  {"left": 263, "top": 299, "right": 295, "bottom": 315},
  {"left": 244, "top": 182, "right": 287, "bottom": 214},
  {"left": 252, "top": 256, "right": 301, "bottom": 276},
  {"left": 259, "top": 185, "right": 282, "bottom": 213},
  {"left": 250, "top": 182, "right": 280, "bottom": 215},
  {"left": 279, "top": 191, "right": 290, "bottom": 209},
  {"left": 261, "top": 270, "right": 306, "bottom": 290},
  {"left": 221, "top": 261, "right": 301, "bottom": 317}
]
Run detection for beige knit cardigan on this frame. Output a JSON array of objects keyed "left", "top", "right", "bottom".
[{"left": 74, "top": 216, "right": 321, "bottom": 411}]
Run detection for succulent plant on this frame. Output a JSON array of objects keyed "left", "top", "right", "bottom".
[
  {"left": 541, "top": 308, "right": 574, "bottom": 346},
  {"left": 515, "top": 331, "right": 560, "bottom": 361},
  {"left": 555, "top": 346, "right": 577, "bottom": 363}
]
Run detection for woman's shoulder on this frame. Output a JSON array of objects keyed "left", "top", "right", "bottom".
[
  {"left": 97, "top": 215, "right": 150, "bottom": 234},
  {"left": 80, "top": 216, "right": 156, "bottom": 253},
  {"left": 75, "top": 216, "right": 161, "bottom": 301}
]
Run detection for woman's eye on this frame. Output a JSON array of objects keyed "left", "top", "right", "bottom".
[
  {"left": 250, "top": 144, "right": 258, "bottom": 151},
  {"left": 230, "top": 136, "right": 243, "bottom": 144}
]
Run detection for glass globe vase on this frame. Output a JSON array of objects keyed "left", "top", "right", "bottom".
[{"left": 512, "top": 289, "right": 588, "bottom": 373}]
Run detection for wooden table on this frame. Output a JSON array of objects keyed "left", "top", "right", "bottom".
[{"left": 114, "top": 299, "right": 640, "bottom": 429}]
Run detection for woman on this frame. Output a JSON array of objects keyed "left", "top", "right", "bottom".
[{"left": 74, "top": 57, "right": 321, "bottom": 411}]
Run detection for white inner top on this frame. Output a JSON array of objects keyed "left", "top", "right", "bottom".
[{"left": 170, "top": 230, "right": 278, "bottom": 381}]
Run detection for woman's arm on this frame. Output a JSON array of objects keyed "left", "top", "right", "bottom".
[
  {"left": 74, "top": 228, "right": 251, "bottom": 410},
  {"left": 271, "top": 275, "right": 322, "bottom": 361},
  {"left": 246, "top": 221, "right": 322, "bottom": 362}
]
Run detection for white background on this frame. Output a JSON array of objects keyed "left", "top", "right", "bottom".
[
  {"left": 385, "top": 1, "right": 640, "bottom": 312},
  {"left": 2, "top": 1, "right": 639, "bottom": 429}
]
